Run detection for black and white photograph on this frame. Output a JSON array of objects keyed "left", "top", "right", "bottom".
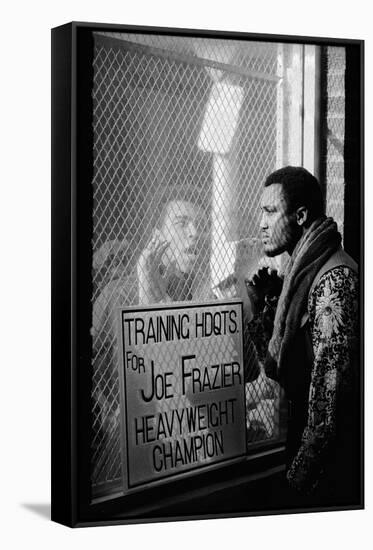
[
  {"left": 3, "top": 0, "right": 373, "bottom": 546},
  {"left": 51, "top": 21, "right": 363, "bottom": 527}
]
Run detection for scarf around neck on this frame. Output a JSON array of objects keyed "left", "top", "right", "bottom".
[{"left": 265, "top": 216, "right": 341, "bottom": 381}]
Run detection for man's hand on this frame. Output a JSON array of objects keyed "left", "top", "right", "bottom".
[
  {"left": 246, "top": 399, "right": 275, "bottom": 438},
  {"left": 245, "top": 258, "right": 283, "bottom": 314},
  {"left": 245, "top": 371, "right": 278, "bottom": 407},
  {"left": 249, "top": 256, "right": 280, "bottom": 279},
  {"left": 137, "top": 230, "right": 172, "bottom": 304},
  {"left": 245, "top": 372, "right": 279, "bottom": 438}
]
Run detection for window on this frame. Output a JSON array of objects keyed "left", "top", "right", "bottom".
[{"left": 90, "top": 32, "right": 335, "bottom": 501}]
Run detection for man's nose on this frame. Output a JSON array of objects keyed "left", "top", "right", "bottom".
[
  {"left": 259, "top": 212, "right": 268, "bottom": 229},
  {"left": 187, "top": 222, "right": 197, "bottom": 240}
]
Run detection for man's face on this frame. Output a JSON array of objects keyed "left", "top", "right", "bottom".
[
  {"left": 161, "top": 200, "right": 199, "bottom": 274},
  {"left": 259, "top": 184, "right": 300, "bottom": 257}
]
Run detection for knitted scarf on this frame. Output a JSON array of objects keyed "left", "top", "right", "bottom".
[{"left": 265, "top": 216, "right": 341, "bottom": 381}]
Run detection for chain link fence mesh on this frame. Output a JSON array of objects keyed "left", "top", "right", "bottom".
[{"left": 90, "top": 34, "right": 342, "bottom": 499}]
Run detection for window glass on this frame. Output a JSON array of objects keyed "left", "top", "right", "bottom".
[{"left": 91, "top": 33, "right": 311, "bottom": 500}]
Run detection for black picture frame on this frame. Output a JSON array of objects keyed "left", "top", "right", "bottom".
[{"left": 51, "top": 21, "right": 364, "bottom": 527}]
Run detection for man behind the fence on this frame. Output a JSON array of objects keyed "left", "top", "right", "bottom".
[
  {"left": 91, "top": 198, "right": 215, "bottom": 486},
  {"left": 245, "top": 166, "right": 359, "bottom": 505},
  {"left": 136, "top": 199, "right": 212, "bottom": 305}
]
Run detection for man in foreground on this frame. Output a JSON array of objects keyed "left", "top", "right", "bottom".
[{"left": 246, "top": 166, "right": 359, "bottom": 505}]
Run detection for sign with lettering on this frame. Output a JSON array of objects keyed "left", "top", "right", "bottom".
[{"left": 117, "top": 300, "right": 247, "bottom": 492}]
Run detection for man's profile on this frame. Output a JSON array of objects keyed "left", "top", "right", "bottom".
[{"left": 245, "top": 166, "right": 359, "bottom": 505}]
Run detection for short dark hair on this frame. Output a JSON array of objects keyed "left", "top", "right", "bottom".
[{"left": 264, "top": 166, "right": 325, "bottom": 221}]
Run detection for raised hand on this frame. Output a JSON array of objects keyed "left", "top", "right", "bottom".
[{"left": 137, "top": 229, "right": 172, "bottom": 304}]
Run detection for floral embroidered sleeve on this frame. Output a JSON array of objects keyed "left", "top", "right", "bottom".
[{"left": 286, "top": 266, "right": 358, "bottom": 493}]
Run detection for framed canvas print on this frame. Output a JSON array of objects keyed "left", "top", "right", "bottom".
[{"left": 51, "top": 21, "right": 364, "bottom": 527}]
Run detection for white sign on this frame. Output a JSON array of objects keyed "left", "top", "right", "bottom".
[{"left": 118, "top": 300, "right": 247, "bottom": 493}]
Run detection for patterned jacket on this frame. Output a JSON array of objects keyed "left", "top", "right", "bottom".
[
  {"left": 248, "top": 248, "right": 359, "bottom": 497},
  {"left": 288, "top": 258, "right": 359, "bottom": 492}
]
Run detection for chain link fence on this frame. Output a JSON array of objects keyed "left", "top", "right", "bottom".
[{"left": 90, "top": 34, "right": 340, "bottom": 500}]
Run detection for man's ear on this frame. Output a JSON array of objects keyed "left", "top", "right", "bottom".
[{"left": 295, "top": 206, "right": 308, "bottom": 226}]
